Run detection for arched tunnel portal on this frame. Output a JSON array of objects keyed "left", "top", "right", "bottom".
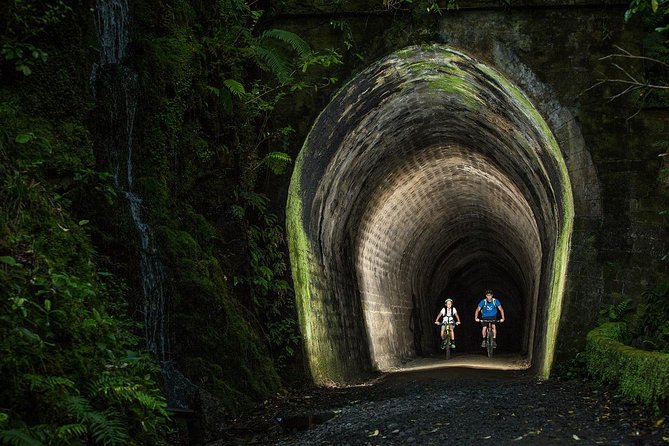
[{"left": 287, "top": 45, "right": 574, "bottom": 383}]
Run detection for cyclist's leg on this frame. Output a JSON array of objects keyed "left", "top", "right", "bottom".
[
  {"left": 481, "top": 324, "right": 487, "bottom": 346},
  {"left": 492, "top": 323, "right": 497, "bottom": 347},
  {"left": 450, "top": 324, "right": 455, "bottom": 341},
  {"left": 440, "top": 325, "right": 446, "bottom": 339}
]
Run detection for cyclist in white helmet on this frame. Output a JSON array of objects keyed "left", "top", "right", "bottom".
[{"left": 434, "top": 298, "right": 461, "bottom": 348}]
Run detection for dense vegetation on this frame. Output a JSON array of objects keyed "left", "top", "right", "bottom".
[
  {"left": 0, "top": 2, "right": 172, "bottom": 444},
  {"left": 0, "top": 0, "right": 344, "bottom": 443}
]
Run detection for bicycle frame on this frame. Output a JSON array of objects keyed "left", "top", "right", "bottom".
[
  {"left": 440, "top": 323, "right": 453, "bottom": 359},
  {"left": 481, "top": 320, "right": 501, "bottom": 358}
]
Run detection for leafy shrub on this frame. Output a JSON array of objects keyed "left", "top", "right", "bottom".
[
  {"left": 0, "top": 104, "right": 170, "bottom": 444},
  {"left": 598, "top": 283, "right": 669, "bottom": 353}
]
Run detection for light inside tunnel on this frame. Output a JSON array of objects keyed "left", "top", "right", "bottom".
[
  {"left": 287, "top": 45, "right": 573, "bottom": 383},
  {"left": 356, "top": 148, "right": 541, "bottom": 368}
]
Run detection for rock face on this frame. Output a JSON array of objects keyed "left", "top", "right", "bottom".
[{"left": 280, "top": 3, "right": 668, "bottom": 383}]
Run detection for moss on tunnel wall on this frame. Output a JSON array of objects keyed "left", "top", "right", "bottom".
[
  {"left": 476, "top": 62, "right": 576, "bottom": 376},
  {"left": 286, "top": 44, "right": 575, "bottom": 381}
]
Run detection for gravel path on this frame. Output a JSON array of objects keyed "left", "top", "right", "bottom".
[{"left": 222, "top": 360, "right": 668, "bottom": 445}]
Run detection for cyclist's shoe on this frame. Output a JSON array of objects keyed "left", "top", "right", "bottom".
[
  {"left": 492, "top": 340, "right": 497, "bottom": 348},
  {"left": 450, "top": 342, "right": 456, "bottom": 348},
  {"left": 481, "top": 340, "right": 487, "bottom": 347}
]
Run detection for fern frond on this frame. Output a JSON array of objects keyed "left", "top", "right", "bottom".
[
  {"left": 89, "top": 411, "right": 127, "bottom": 446},
  {"left": 0, "top": 428, "right": 45, "bottom": 446},
  {"left": 262, "top": 152, "right": 292, "bottom": 175},
  {"left": 93, "top": 373, "right": 164, "bottom": 407},
  {"left": 25, "top": 375, "right": 75, "bottom": 393},
  {"left": 259, "top": 29, "right": 310, "bottom": 57},
  {"left": 254, "top": 46, "right": 292, "bottom": 83},
  {"left": 224, "top": 79, "right": 246, "bottom": 97},
  {"left": 55, "top": 423, "right": 87, "bottom": 441},
  {"left": 90, "top": 373, "right": 120, "bottom": 398},
  {"left": 64, "top": 396, "right": 128, "bottom": 446},
  {"left": 132, "top": 389, "right": 167, "bottom": 412}
]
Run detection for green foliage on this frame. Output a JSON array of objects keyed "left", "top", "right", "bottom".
[
  {"left": 599, "top": 293, "right": 634, "bottom": 323},
  {"left": 1, "top": 0, "right": 73, "bottom": 76},
  {"left": 154, "top": 0, "right": 342, "bottom": 379},
  {"left": 156, "top": 222, "right": 282, "bottom": 414},
  {"left": 629, "top": 282, "right": 669, "bottom": 352},
  {"left": 1, "top": 43, "right": 48, "bottom": 76},
  {"left": 0, "top": 98, "right": 169, "bottom": 444},
  {"left": 260, "top": 151, "right": 292, "bottom": 175},
  {"left": 626, "top": 0, "right": 669, "bottom": 32},
  {"left": 553, "top": 351, "right": 588, "bottom": 380},
  {"left": 597, "top": 283, "right": 669, "bottom": 353},
  {"left": 0, "top": 251, "right": 170, "bottom": 444}
]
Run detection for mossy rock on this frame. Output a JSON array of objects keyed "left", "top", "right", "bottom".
[
  {"left": 586, "top": 322, "right": 669, "bottom": 410},
  {"left": 155, "top": 224, "right": 280, "bottom": 411}
]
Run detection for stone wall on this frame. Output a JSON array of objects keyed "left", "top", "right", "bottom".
[{"left": 275, "top": 0, "right": 669, "bottom": 380}]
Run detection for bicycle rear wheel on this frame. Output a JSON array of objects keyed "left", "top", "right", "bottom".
[{"left": 486, "top": 328, "right": 494, "bottom": 358}]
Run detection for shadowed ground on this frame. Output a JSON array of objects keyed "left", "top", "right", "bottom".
[{"left": 222, "top": 358, "right": 668, "bottom": 445}]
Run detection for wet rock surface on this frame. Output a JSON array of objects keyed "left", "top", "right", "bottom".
[{"left": 221, "top": 366, "right": 669, "bottom": 445}]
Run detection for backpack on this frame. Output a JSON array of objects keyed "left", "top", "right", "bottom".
[{"left": 481, "top": 298, "right": 498, "bottom": 311}]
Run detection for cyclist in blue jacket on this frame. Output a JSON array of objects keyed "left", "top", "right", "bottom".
[{"left": 474, "top": 289, "right": 506, "bottom": 348}]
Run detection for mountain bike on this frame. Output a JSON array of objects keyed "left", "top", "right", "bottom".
[
  {"left": 436, "top": 322, "right": 458, "bottom": 360},
  {"left": 479, "top": 319, "right": 502, "bottom": 358}
]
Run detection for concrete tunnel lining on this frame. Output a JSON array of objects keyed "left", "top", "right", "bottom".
[
  {"left": 287, "top": 45, "right": 574, "bottom": 383},
  {"left": 356, "top": 148, "right": 542, "bottom": 369}
]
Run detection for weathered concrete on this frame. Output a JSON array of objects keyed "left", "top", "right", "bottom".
[{"left": 287, "top": 45, "right": 576, "bottom": 382}]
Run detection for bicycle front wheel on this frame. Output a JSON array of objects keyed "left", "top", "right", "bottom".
[
  {"left": 445, "top": 332, "right": 451, "bottom": 360},
  {"left": 487, "top": 329, "right": 494, "bottom": 358}
]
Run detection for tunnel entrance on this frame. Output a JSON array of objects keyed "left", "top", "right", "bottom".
[{"left": 287, "top": 45, "right": 574, "bottom": 383}]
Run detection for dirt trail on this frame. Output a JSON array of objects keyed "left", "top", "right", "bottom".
[{"left": 221, "top": 355, "right": 668, "bottom": 445}]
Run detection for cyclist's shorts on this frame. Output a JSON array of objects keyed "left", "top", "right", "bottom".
[
  {"left": 482, "top": 316, "right": 497, "bottom": 322},
  {"left": 441, "top": 320, "right": 455, "bottom": 326}
]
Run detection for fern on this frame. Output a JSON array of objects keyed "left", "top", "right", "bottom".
[
  {"left": 261, "top": 152, "right": 292, "bottom": 175},
  {"left": 0, "top": 428, "right": 46, "bottom": 446},
  {"left": 89, "top": 412, "right": 127, "bottom": 446},
  {"left": 55, "top": 424, "right": 87, "bottom": 442},
  {"left": 64, "top": 396, "right": 128, "bottom": 446},
  {"left": 132, "top": 390, "right": 167, "bottom": 412},
  {"left": 258, "top": 29, "right": 310, "bottom": 58},
  {"left": 254, "top": 46, "right": 292, "bottom": 83},
  {"left": 224, "top": 79, "right": 245, "bottom": 97},
  {"left": 25, "top": 374, "right": 75, "bottom": 393},
  {"left": 92, "top": 373, "right": 167, "bottom": 413}
]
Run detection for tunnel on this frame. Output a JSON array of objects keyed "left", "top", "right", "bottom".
[{"left": 287, "top": 45, "right": 574, "bottom": 383}]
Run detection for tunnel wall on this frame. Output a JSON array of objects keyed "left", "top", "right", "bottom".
[
  {"left": 278, "top": 1, "right": 669, "bottom": 382},
  {"left": 287, "top": 45, "right": 575, "bottom": 381}
]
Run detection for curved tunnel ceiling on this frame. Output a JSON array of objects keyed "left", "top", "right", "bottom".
[{"left": 287, "top": 45, "right": 574, "bottom": 383}]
